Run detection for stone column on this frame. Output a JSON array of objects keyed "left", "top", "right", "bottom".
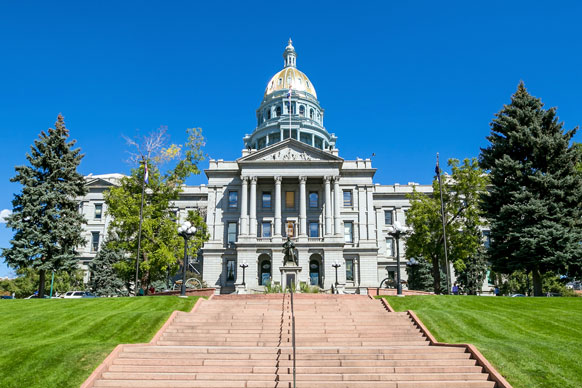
[
  {"left": 249, "top": 176, "right": 257, "bottom": 237},
  {"left": 324, "top": 176, "right": 332, "bottom": 236},
  {"left": 274, "top": 176, "right": 282, "bottom": 236},
  {"left": 299, "top": 176, "right": 307, "bottom": 236},
  {"left": 240, "top": 176, "right": 248, "bottom": 235},
  {"left": 333, "top": 176, "right": 341, "bottom": 236}
]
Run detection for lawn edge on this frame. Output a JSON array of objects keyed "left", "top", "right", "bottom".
[
  {"left": 80, "top": 296, "right": 206, "bottom": 388},
  {"left": 406, "top": 309, "right": 513, "bottom": 388}
]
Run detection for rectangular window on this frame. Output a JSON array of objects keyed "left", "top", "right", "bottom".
[
  {"left": 228, "top": 191, "right": 238, "bottom": 208},
  {"left": 343, "top": 190, "right": 353, "bottom": 207},
  {"left": 285, "top": 191, "right": 295, "bottom": 208},
  {"left": 300, "top": 132, "right": 312, "bottom": 146},
  {"left": 314, "top": 136, "right": 323, "bottom": 149},
  {"left": 262, "top": 192, "right": 272, "bottom": 209},
  {"left": 384, "top": 210, "right": 393, "bottom": 225},
  {"left": 386, "top": 238, "right": 394, "bottom": 257},
  {"left": 91, "top": 232, "right": 100, "bottom": 252},
  {"left": 309, "top": 222, "right": 319, "bottom": 238},
  {"left": 262, "top": 222, "right": 272, "bottom": 238},
  {"left": 309, "top": 192, "right": 318, "bottom": 208},
  {"left": 345, "top": 259, "right": 354, "bottom": 281},
  {"left": 226, "top": 260, "right": 235, "bottom": 282},
  {"left": 344, "top": 222, "right": 353, "bottom": 243},
  {"left": 227, "top": 222, "right": 237, "bottom": 245},
  {"left": 483, "top": 230, "right": 491, "bottom": 249},
  {"left": 286, "top": 221, "right": 295, "bottom": 237},
  {"left": 94, "top": 204, "right": 103, "bottom": 220}
]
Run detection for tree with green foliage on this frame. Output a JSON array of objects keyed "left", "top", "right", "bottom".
[
  {"left": 405, "top": 158, "right": 488, "bottom": 294},
  {"left": 479, "top": 83, "right": 582, "bottom": 296},
  {"left": 405, "top": 257, "right": 437, "bottom": 292},
  {"left": 455, "top": 248, "right": 488, "bottom": 295},
  {"left": 1, "top": 115, "right": 87, "bottom": 297},
  {"left": 89, "top": 236, "right": 127, "bottom": 296},
  {"left": 104, "top": 128, "right": 208, "bottom": 292}
]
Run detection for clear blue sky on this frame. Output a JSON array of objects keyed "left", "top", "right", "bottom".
[{"left": 1, "top": 1, "right": 581, "bottom": 277}]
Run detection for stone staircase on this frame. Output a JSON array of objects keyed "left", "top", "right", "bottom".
[{"left": 85, "top": 294, "right": 499, "bottom": 387}]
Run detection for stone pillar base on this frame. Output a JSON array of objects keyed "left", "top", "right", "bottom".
[{"left": 280, "top": 266, "right": 302, "bottom": 290}]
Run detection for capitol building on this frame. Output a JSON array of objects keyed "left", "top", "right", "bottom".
[{"left": 78, "top": 40, "right": 443, "bottom": 294}]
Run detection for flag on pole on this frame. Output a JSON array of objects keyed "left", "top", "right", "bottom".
[
  {"left": 144, "top": 161, "right": 149, "bottom": 185},
  {"left": 435, "top": 153, "right": 441, "bottom": 176},
  {"left": 287, "top": 84, "right": 293, "bottom": 98}
]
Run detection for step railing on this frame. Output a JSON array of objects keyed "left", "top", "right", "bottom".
[{"left": 289, "top": 287, "right": 296, "bottom": 388}]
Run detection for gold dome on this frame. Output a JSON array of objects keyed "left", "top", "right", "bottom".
[{"left": 264, "top": 67, "right": 317, "bottom": 99}]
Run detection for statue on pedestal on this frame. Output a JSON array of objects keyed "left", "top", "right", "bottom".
[{"left": 282, "top": 237, "right": 298, "bottom": 266}]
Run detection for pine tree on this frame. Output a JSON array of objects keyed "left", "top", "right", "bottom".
[
  {"left": 89, "top": 238, "right": 128, "bottom": 297},
  {"left": 1, "top": 115, "right": 87, "bottom": 297},
  {"left": 479, "top": 83, "right": 582, "bottom": 296},
  {"left": 455, "top": 248, "right": 488, "bottom": 295}
]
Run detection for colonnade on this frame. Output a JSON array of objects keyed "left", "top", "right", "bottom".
[{"left": 238, "top": 175, "right": 342, "bottom": 237}]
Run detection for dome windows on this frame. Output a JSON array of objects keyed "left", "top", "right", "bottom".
[
  {"left": 278, "top": 78, "right": 282, "bottom": 86},
  {"left": 276, "top": 106, "right": 281, "bottom": 117},
  {"left": 299, "top": 105, "right": 305, "bottom": 117},
  {"left": 309, "top": 108, "right": 314, "bottom": 119}
]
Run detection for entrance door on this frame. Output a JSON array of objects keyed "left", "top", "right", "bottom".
[
  {"left": 310, "top": 259, "right": 321, "bottom": 287},
  {"left": 258, "top": 255, "right": 272, "bottom": 285}
]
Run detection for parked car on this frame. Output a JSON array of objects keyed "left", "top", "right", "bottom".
[
  {"left": 62, "top": 291, "right": 98, "bottom": 299},
  {"left": 511, "top": 293, "right": 526, "bottom": 297},
  {"left": 1, "top": 295, "right": 14, "bottom": 299},
  {"left": 24, "top": 294, "right": 50, "bottom": 299}
]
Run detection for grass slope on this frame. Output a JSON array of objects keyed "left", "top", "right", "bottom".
[
  {"left": 0, "top": 296, "right": 198, "bottom": 388},
  {"left": 383, "top": 295, "right": 582, "bottom": 388}
]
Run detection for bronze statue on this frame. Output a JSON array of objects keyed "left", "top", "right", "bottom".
[{"left": 282, "top": 237, "right": 298, "bottom": 266}]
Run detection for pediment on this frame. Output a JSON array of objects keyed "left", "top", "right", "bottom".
[{"left": 238, "top": 139, "right": 343, "bottom": 163}]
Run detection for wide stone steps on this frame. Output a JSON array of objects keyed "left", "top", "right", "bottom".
[{"left": 84, "top": 295, "right": 500, "bottom": 388}]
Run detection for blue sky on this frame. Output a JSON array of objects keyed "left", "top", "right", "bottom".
[{"left": 1, "top": 1, "right": 581, "bottom": 277}]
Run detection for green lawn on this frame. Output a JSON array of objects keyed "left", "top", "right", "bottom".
[
  {"left": 0, "top": 296, "right": 198, "bottom": 388},
  {"left": 382, "top": 295, "right": 582, "bottom": 388}
]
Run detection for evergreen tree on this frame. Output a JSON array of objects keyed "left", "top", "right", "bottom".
[
  {"left": 455, "top": 248, "right": 488, "bottom": 295},
  {"left": 406, "top": 257, "right": 435, "bottom": 292},
  {"left": 89, "top": 238, "right": 128, "bottom": 297},
  {"left": 2, "top": 115, "right": 87, "bottom": 297},
  {"left": 479, "top": 83, "right": 582, "bottom": 296}
]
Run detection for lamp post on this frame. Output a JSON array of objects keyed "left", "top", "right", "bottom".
[
  {"left": 388, "top": 221, "right": 407, "bottom": 296},
  {"left": 332, "top": 260, "right": 341, "bottom": 288},
  {"left": 239, "top": 261, "right": 249, "bottom": 286},
  {"left": 178, "top": 221, "right": 197, "bottom": 297}
]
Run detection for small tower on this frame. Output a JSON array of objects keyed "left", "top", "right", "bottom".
[{"left": 283, "top": 38, "right": 297, "bottom": 68}]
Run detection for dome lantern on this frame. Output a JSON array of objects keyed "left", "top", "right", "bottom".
[{"left": 283, "top": 38, "right": 297, "bottom": 68}]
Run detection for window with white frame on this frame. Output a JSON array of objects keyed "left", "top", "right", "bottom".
[
  {"left": 344, "top": 222, "right": 353, "bottom": 243},
  {"left": 309, "top": 192, "right": 318, "bottom": 208},
  {"left": 343, "top": 190, "right": 353, "bottom": 207},
  {"left": 309, "top": 222, "right": 319, "bottom": 238},
  {"left": 386, "top": 238, "right": 394, "bottom": 257},
  {"left": 262, "top": 192, "right": 272, "bottom": 209},
  {"left": 91, "top": 232, "right": 100, "bottom": 252},
  {"left": 228, "top": 191, "right": 238, "bottom": 208},
  {"left": 94, "top": 204, "right": 103, "bottom": 220},
  {"left": 262, "top": 221, "right": 272, "bottom": 238},
  {"left": 384, "top": 210, "right": 393, "bottom": 225},
  {"left": 227, "top": 222, "right": 237, "bottom": 245},
  {"left": 345, "top": 259, "right": 354, "bottom": 281}
]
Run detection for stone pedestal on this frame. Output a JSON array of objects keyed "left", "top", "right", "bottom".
[{"left": 280, "top": 266, "right": 302, "bottom": 290}]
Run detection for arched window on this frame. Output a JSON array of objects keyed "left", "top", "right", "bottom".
[
  {"left": 276, "top": 106, "right": 281, "bottom": 117},
  {"left": 309, "top": 108, "right": 314, "bottom": 119},
  {"left": 259, "top": 255, "right": 272, "bottom": 285},
  {"left": 299, "top": 105, "right": 305, "bottom": 116},
  {"left": 267, "top": 108, "right": 271, "bottom": 120},
  {"left": 278, "top": 78, "right": 282, "bottom": 86}
]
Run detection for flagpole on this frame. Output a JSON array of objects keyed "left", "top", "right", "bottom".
[
  {"left": 436, "top": 153, "right": 451, "bottom": 294},
  {"left": 135, "top": 158, "right": 147, "bottom": 296}
]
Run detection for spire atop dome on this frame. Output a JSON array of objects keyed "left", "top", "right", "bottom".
[{"left": 283, "top": 38, "right": 297, "bottom": 68}]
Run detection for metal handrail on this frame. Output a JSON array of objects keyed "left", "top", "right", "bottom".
[{"left": 289, "top": 286, "right": 296, "bottom": 388}]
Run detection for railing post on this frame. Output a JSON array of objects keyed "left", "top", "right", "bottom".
[{"left": 290, "top": 288, "right": 296, "bottom": 388}]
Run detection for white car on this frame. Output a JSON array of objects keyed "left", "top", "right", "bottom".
[{"left": 62, "top": 291, "right": 97, "bottom": 298}]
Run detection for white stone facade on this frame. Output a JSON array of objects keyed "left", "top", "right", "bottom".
[{"left": 77, "top": 41, "right": 494, "bottom": 295}]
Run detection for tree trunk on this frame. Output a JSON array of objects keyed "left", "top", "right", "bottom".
[
  {"left": 432, "top": 257, "right": 441, "bottom": 294},
  {"left": 38, "top": 269, "right": 46, "bottom": 298},
  {"left": 532, "top": 268, "right": 543, "bottom": 296}
]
